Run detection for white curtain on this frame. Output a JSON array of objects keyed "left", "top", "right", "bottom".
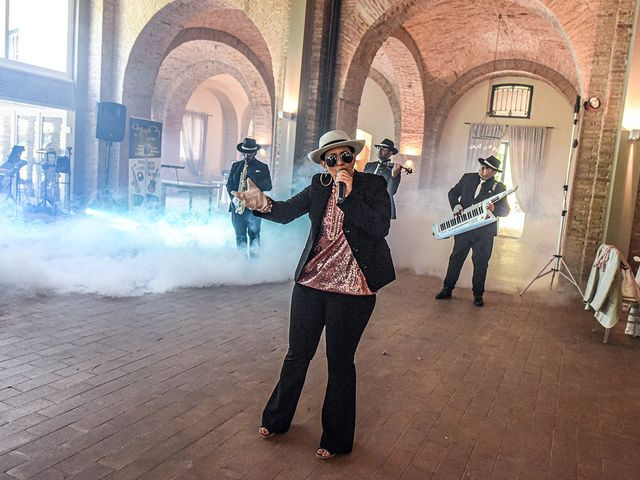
[
  {"left": 508, "top": 125, "right": 546, "bottom": 212},
  {"left": 466, "top": 123, "right": 506, "bottom": 171},
  {"left": 181, "top": 111, "right": 208, "bottom": 181}
]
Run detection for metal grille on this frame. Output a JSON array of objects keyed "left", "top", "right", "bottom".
[{"left": 489, "top": 84, "right": 533, "bottom": 118}]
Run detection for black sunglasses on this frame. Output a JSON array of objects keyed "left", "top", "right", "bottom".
[{"left": 324, "top": 150, "right": 354, "bottom": 167}]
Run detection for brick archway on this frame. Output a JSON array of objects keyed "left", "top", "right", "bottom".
[
  {"left": 367, "top": 31, "right": 426, "bottom": 158},
  {"left": 119, "top": 3, "right": 275, "bottom": 190},
  {"left": 202, "top": 85, "right": 239, "bottom": 167},
  {"left": 337, "top": 0, "right": 587, "bottom": 104},
  {"left": 419, "top": 59, "right": 577, "bottom": 187},
  {"left": 335, "top": 0, "right": 635, "bottom": 280},
  {"left": 337, "top": 0, "right": 581, "bottom": 134},
  {"left": 165, "top": 28, "right": 274, "bottom": 108},
  {"left": 151, "top": 41, "right": 273, "bottom": 171},
  {"left": 367, "top": 68, "right": 402, "bottom": 142},
  {"left": 158, "top": 62, "right": 270, "bottom": 174}
]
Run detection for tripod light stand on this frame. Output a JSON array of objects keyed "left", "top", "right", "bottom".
[{"left": 520, "top": 95, "right": 584, "bottom": 297}]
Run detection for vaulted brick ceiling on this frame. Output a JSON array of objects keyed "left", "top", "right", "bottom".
[
  {"left": 182, "top": 9, "right": 274, "bottom": 81},
  {"left": 400, "top": 0, "right": 576, "bottom": 97},
  {"left": 123, "top": 3, "right": 275, "bottom": 122},
  {"left": 152, "top": 41, "right": 271, "bottom": 122}
]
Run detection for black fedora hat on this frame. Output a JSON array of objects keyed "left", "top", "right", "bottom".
[
  {"left": 237, "top": 137, "right": 261, "bottom": 153},
  {"left": 374, "top": 138, "right": 398, "bottom": 155},
  {"left": 478, "top": 155, "right": 502, "bottom": 172}
]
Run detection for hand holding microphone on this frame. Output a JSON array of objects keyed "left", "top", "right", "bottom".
[{"left": 335, "top": 168, "right": 353, "bottom": 204}]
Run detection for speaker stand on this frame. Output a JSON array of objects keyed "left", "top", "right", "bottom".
[{"left": 97, "top": 140, "right": 116, "bottom": 207}]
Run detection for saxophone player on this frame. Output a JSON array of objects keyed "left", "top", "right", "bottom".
[
  {"left": 226, "top": 138, "right": 272, "bottom": 256},
  {"left": 434, "top": 155, "right": 510, "bottom": 306}
]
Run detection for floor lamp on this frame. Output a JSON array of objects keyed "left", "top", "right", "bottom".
[{"left": 520, "top": 95, "right": 584, "bottom": 297}]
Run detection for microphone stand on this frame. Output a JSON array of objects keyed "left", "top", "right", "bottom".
[{"left": 520, "top": 95, "right": 584, "bottom": 297}]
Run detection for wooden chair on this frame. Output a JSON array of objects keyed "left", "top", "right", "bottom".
[
  {"left": 620, "top": 255, "right": 640, "bottom": 340},
  {"left": 585, "top": 245, "right": 640, "bottom": 343}
]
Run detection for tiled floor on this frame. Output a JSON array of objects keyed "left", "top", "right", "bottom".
[{"left": 1, "top": 272, "right": 639, "bottom": 479}]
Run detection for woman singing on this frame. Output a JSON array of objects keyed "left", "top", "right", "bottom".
[{"left": 232, "top": 129, "right": 396, "bottom": 459}]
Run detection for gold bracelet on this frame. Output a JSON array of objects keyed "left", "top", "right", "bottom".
[{"left": 257, "top": 197, "right": 273, "bottom": 213}]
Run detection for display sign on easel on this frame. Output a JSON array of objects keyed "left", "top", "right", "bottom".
[
  {"left": 128, "top": 118, "right": 162, "bottom": 211},
  {"left": 129, "top": 158, "right": 161, "bottom": 209}
]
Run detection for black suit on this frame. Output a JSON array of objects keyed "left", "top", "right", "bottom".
[
  {"left": 256, "top": 171, "right": 395, "bottom": 454},
  {"left": 226, "top": 157, "right": 272, "bottom": 253},
  {"left": 363, "top": 161, "right": 401, "bottom": 219},
  {"left": 257, "top": 171, "right": 395, "bottom": 292},
  {"left": 443, "top": 173, "right": 510, "bottom": 296}
]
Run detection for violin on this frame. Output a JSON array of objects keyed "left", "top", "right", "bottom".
[
  {"left": 391, "top": 163, "right": 412, "bottom": 175},
  {"left": 398, "top": 164, "right": 413, "bottom": 174},
  {"left": 377, "top": 161, "right": 414, "bottom": 175}
]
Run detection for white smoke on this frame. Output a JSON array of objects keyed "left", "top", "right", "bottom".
[
  {"left": 0, "top": 208, "right": 306, "bottom": 297},
  {"left": 0, "top": 184, "right": 578, "bottom": 302},
  {"left": 389, "top": 187, "right": 577, "bottom": 299}
]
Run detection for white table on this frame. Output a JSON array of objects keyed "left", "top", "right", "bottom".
[{"left": 160, "top": 180, "right": 226, "bottom": 214}]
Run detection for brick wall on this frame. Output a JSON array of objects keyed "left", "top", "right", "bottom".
[
  {"left": 325, "top": 0, "right": 637, "bottom": 280},
  {"left": 74, "top": 0, "right": 638, "bottom": 279},
  {"left": 374, "top": 34, "right": 425, "bottom": 158},
  {"left": 76, "top": 0, "right": 291, "bottom": 198},
  {"left": 564, "top": 0, "right": 637, "bottom": 280}
]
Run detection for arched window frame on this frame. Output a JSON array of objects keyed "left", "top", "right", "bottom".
[{"left": 489, "top": 83, "right": 534, "bottom": 119}]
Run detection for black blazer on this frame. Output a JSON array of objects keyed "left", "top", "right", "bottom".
[
  {"left": 256, "top": 171, "right": 396, "bottom": 292},
  {"left": 448, "top": 173, "right": 510, "bottom": 237},
  {"left": 363, "top": 161, "right": 401, "bottom": 219},
  {"left": 226, "top": 158, "right": 272, "bottom": 212}
]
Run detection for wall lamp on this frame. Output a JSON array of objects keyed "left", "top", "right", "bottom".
[{"left": 278, "top": 111, "right": 296, "bottom": 120}]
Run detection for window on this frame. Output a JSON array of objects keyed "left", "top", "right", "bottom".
[
  {"left": 41, "top": 116, "right": 63, "bottom": 150},
  {"left": 0, "top": 100, "right": 69, "bottom": 191},
  {"left": 495, "top": 142, "right": 525, "bottom": 238},
  {"left": 489, "top": 84, "right": 533, "bottom": 119},
  {"left": 0, "top": 0, "right": 74, "bottom": 75}
]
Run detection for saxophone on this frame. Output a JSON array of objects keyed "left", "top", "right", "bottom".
[{"left": 235, "top": 161, "right": 249, "bottom": 214}]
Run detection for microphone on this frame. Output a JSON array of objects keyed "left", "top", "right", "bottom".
[{"left": 337, "top": 182, "right": 346, "bottom": 204}]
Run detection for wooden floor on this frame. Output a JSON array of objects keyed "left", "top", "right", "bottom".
[{"left": 1, "top": 272, "right": 639, "bottom": 480}]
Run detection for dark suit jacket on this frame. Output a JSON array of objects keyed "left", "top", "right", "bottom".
[
  {"left": 448, "top": 173, "right": 510, "bottom": 237},
  {"left": 363, "top": 161, "right": 401, "bottom": 219},
  {"left": 226, "top": 158, "right": 272, "bottom": 212},
  {"left": 256, "top": 171, "right": 396, "bottom": 292}
]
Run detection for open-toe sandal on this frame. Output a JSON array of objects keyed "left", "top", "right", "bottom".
[
  {"left": 258, "top": 426, "right": 276, "bottom": 439},
  {"left": 315, "top": 448, "right": 336, "bottom": 460}
]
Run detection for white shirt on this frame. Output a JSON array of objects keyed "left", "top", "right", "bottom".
[{"left": 474, "top": 175, "right": 486, "bottom": 199}]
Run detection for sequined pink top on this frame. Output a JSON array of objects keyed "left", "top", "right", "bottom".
[{"left": 298, "top": 187, "right": 374, "bottom": 296}]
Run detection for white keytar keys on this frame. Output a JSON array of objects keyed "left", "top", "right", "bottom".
[{"left": 432, "top": 187, "right": 518, "bottom": 240}]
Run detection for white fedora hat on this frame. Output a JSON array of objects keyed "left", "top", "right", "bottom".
[{"left": 307, "top": 130, "right": 365, "bottom": 164}]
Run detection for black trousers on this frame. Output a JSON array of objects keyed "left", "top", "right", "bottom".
[
  {"left": 262, "top": 283, "right": 376, "bottom": 454},
  {"left": 231, "top": 210, "right": 261, "bottom": 255},
  {"left": 443, "top": 230, "right": 494, "bottom": 296}
]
